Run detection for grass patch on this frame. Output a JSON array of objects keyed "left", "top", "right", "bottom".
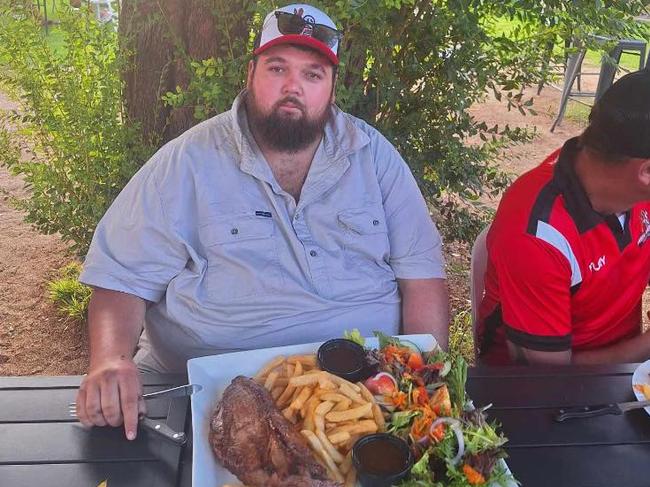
[
  {"left": 33, "top": 0, "right": 74, "bottom": 54},
  {"left": 48, "top": 262, "right": 91, "bottom": 323},
  {"left": 584, "top": 49, "right": 647, "bottom": 72},
  {"left": 449, "top": 309, "right": 475, "bottom": 365},
  {"left": 563, "top": 100, "right": 591, "bottom": 126}
]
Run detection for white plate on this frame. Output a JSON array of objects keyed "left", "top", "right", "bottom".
[
  {"left": 186, "top": 334, "right": 515, "bottom": 487},
  {"left": 632, "top": 359, "right": 650, "bottom": 415}
]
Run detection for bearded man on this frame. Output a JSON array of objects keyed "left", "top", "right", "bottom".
[{"left": 75, "top": 4, "right": 449, "bottom": 439}]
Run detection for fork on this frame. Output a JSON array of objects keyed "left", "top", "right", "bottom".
[{"left": 68, "top": 385, "right": 191, "bottom": 445}]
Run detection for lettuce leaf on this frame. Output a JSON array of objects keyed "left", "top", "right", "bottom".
[
  {"left": 387, "top": 410, "right": 421, "bottom": 434},
  {"left": 342, "top": 328, "right": 365, "bottom": 346},
  {"left": 374, "top": 330, "right": 400, "bottom": 349}
]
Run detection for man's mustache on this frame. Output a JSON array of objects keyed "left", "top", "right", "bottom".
[{"left": 273, "top": 97, "right": 306, "bottom": 113}]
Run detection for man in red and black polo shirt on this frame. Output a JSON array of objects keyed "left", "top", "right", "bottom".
[{"left": 478, "top": 69, "right": 650, "bottom": 365}]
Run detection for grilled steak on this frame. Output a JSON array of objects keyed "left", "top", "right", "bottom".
[{"left": 210, "top": 376, "right": 341, "bottom": 487}]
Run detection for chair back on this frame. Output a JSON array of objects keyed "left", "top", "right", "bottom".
[{"left": 470, "top": 225, "right": 490, "bottom": 356}]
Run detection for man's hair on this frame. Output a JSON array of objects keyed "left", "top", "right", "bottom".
[{"left": 580, "top": 69, "right": 650, "bottom": 163}]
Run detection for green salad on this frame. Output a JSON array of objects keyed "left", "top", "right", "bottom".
[{"left": 345, "top": 330, "right": 519, "bottom": 487}]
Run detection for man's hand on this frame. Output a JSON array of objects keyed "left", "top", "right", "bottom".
[
  {"left": 76, "top": 355, "right": 146, "bottom": 440},
  {"left": 78, "top": 287, "right": 147, "bottom": 439}
]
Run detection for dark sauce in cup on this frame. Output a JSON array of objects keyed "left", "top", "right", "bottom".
[
  {"left": 352, "top": 433, "right": 413, "bottom": 487},
  {"left": 317, "top": 338, "right": 367, "bottom": 382}
]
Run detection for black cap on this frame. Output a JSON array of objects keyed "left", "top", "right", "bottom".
[{"left": 582, "top": 68, "right": 650, "bottom": 159}]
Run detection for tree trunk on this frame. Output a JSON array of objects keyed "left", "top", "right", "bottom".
[{"left": 119, "top": 0, "right": 240, "bottom": 147}]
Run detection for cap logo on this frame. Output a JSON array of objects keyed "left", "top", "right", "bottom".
[{"left": 292, "top": 8, "right": 316, "bottom": 37}]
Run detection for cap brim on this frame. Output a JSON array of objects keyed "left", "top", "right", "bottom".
[{"left": 254, "top": 34, "right": 339, "bottom": 66}]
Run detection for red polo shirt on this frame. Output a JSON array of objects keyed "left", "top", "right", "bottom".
[{"left": 478, "top": 138, "right": 650, "bottom": 365}]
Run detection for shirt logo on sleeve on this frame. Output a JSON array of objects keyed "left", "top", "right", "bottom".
[
  {"left": 638, "top": 210, "right": 650, "bottom": 245},
  {"left": 588, "top": 255, "right": 606, "bottom": 272}
]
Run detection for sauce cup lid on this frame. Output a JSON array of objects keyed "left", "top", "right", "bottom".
[
  {"left": 352, "top": 433, "right": 414, "bottom": 486},
  {"left": 317, "top": 338, "right": 367, "bottom": 382}
]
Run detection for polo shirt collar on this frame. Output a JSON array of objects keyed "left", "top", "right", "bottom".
[
  {"left": 553, "top": 137, "right": 632, "bottom": 248},
  {"left": 553, "top": 137, "right": 605, "bottom": 233}
]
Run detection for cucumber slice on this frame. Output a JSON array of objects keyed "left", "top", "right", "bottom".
[{"left": 397, "top": 339, "right": 423, "bottom": 354}]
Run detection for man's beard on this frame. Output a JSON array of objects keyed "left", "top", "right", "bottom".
[{"left": 246, "top": 90, "right": 331, "bottom": 153}]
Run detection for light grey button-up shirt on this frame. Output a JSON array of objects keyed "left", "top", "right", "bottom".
[{"left": 80, "top": 92, "right": 445, "bottom": 372}]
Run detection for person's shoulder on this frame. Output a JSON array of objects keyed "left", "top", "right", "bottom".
[
  {"left": 491, "top": 159, "right": 560, "bottom": 242},
  {"left": 165, "top": 110, "right": 234, "bottom": 153},
  {"left": 146, "top": 110, "right": 238, "bottom": 170},
  {"left": 499, "top": 155, "right": 557, "bottom": 209},
  {"left": 332, "top": 109, "right": 405, "bottom": 174},
  {"left": 337, "top": 110, "right": 393, "bottom": 147}
]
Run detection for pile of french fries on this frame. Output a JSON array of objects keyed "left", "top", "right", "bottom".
[{"left": 254, "top": 353, "right": 386, "bottom": 486}]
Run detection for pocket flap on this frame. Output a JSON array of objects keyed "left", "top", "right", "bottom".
[
  {"left": 337, "top": 208, "right": 387, "bottom": 235},
  {"left": 202, "top": 216, "right": 274, "bottom": 246}
]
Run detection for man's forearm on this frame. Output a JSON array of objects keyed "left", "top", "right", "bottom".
[
  {"left": 87, "top": 287, "right": 146, "bottom": 367},
  {"left": 398, "top": 278, "right": 450, "bottom": 350},
  {"left": 572, "top": 330, "right": 650, "bottom": 365},
  {"left": 510, "top": 329, "right": 650, "bottom": 366}
]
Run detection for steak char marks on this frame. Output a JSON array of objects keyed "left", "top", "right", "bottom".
[{"left": 210, "top": 376, "right": 341, "bottom": 487}]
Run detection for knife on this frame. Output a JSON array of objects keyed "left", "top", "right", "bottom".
[
  {"left": 140, "top": 416, "right": 187, "bottom": 445},
  {"left": 143, "top": 384, "right": 202, "bottom": 400},
  {"left": 555, "top": 399, "right": 650, "bottom": 422}
]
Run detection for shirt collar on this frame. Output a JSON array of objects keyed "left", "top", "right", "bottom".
[
  {"left": 552, "top": 137, "right": 604, "bottom": 233},
  {"left": 228, "top": 90, "right": 370, "bottom": 178}
]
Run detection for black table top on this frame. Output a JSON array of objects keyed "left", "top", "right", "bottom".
[
  {"left": 1, "top": 363, "right": 648, "bottom": 487},
  {"left": 0, "top": 374, "right": 189, "bottom": 487},
  {"left": 467, "top": 363, "right": 650, "bottom": 487}
]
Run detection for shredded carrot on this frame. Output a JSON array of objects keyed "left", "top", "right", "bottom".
[
  {"left": 462, "top": 464, "right": 486, "bottom": 485},
  {"left": 429, "top": 422, "right": 445, "bottom": 442},
  {"left": 392, "top": 391, "right": 408, "bottom": 409}
]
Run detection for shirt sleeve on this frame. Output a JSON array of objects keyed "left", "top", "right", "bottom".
[
  {"left": 373, "top": 136, "right": 446, "bottom": 279},
  {"left": 491, "top": 232, "right": 573, "bottom": 351},
  {"left": 79, "top": 157, "right": 190, "bottom": 303}
]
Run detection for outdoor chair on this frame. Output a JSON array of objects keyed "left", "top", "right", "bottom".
[
  {"left": 551, "top": 36, "right": 647, "bottom": 132},
  {"left": 470, "top": 225, "right": 490, "bottom": 360}
]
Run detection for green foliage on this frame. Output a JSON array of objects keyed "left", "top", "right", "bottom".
[
  {"left": 0, "top": 1, "right": 153, "bottom": 256},
  {"left": 48, "top": 262, "right": 92, "bottom": 322},
  {"left": 449, "top": 309, "right": 475, "bottom": 365},
  {"left": 163, "top": 0, "right": 648, "bottom": 243}
]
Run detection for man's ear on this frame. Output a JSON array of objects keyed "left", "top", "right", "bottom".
[
  {"left": 330, "top": 71, "right": 338, "bottom": 104},
  {"left": 246, "top": 59, "right": 255, "bottom": 90},
  {"left": 638, "top": 158, "right": 650, "bottom": 187}
]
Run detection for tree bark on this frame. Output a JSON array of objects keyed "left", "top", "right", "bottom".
[{"left": 119, "top": 0, "right": 228, "bottom": 147}]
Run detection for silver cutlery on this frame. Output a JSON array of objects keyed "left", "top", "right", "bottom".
[
  {"left": 67, "top": 383, "right": 202, "bottom": 444},
  {"left": 555, "top": 399, "right": 650, "bottom": 421}
]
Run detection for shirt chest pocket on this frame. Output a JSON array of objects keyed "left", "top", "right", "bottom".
[
  {"left": 200, "top": 215, "right": 283, "bottom": 301},
  {"left": 337, "top": 207, "right": 390, "bottom": 270}
]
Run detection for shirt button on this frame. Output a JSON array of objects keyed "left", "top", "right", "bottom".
[
  {"left": 372, "top": 219, "right": 380, "bottom": 226},
  {"left": 231, "top": 228, "right": 239, "bottom": 235},
  {"left": 309, "top": 250, "right": 317, "bottom": 257}
]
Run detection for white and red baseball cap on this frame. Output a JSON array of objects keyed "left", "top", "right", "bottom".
[{"left": 254, "top": 4, "right": 342, "bottom": 65}]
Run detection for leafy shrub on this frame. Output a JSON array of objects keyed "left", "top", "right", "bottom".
[
  {"left": 48, "top": 262, "right": 92, "bottom": 322},
  {"left": 0, "top": 1, "right": 153, "bottom": 256}
]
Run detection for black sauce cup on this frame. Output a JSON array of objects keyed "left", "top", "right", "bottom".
[
  {"left": 352, "top": 433, "right": 414, "bottom": 487},
  {"left": 317, "top": 338, "right": 368, "bottom": 383}
]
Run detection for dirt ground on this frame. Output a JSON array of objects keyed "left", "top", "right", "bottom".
[
  {"left": 0, "top": 90, "right": 89, "bottom": 376},
  {"left": 0, "top": 72, "right": 612, "bottom": 376}
]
